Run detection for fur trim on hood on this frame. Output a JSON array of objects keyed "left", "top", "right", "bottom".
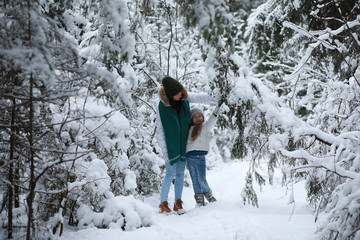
[{"left": 158, "top": 86, "right": 188, "bottom": 106}]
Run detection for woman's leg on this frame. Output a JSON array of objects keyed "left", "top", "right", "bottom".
[
  {"left": 174, "top": 160, "right": 186, "bottom": 200},
  {"left": 160, "top": 162, "right": 176, "bottom": 203}
]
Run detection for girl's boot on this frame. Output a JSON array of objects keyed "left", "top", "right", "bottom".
[
  {"left": 194, "top": 194, "right": 205, "bottom": 207},
  {"left": 204, "top": 191, "right": 217, "bottom": 203}
]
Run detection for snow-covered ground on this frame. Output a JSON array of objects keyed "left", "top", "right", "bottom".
[{"left": 60, "top": 160, "right": 317, "bottom": 240}]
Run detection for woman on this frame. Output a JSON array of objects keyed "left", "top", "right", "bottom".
[{"left": 156, "top": 76, "right": 216, "bottom": 214}]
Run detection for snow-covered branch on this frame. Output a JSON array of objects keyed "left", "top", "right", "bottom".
[
  {"left": 283, "top": 20, "right": 360, "bottom": 86},
  {"left": 280, "top": 148, "right": 356, "bottom": 180}
]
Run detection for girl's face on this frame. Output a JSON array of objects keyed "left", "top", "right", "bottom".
[
  {"left": 172, "top": 91, "right": 183, "bottom": 101},
  {"left": 192, "top": 113, "right": 204, "bottom": 125}
]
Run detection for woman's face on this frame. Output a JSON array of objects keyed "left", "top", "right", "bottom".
[
  {"left": 192, "top": 113, "right": 204, "bottom": 125},
  {"left": 172, "top": 91, "right": 183, "bottom": 101}
]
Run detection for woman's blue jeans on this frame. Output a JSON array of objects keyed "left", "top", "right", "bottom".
[
  {"left": 186, "top": 155, "right": 211, "bottom": 194},
  {"left": 160, "top": 160, "right": 186, "bottom": 203}
]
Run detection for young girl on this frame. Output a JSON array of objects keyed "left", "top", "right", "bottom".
[{"left": 186, "top": 107, "right": 219, "bottom": 206}]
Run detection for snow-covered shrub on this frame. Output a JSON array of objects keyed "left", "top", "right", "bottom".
[
  {"left": 129, "top": 149, "right": 163, "bottom": 196},
  {"left": 77, "top": 195, "right": 155, "bottom": 230},
  {"left": 67, "top": 157, "right": 155, "bottom": 230}
]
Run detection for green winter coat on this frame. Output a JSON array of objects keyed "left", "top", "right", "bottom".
[{"left": 158, "top": 100, "right": 190, "bottom": 165}]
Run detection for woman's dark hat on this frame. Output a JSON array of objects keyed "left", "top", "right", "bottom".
[{"left": 162, "top": 76, "right": 184, "bottom": 99}]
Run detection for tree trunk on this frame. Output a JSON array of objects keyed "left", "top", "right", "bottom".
[
  {"left": 26, "top": 73, "right": 36, "bottom": 240},
  {"left": 8, "top": 165, "right": 13, "bottom": 240},
  {"left": 7, "top": 96, "right": 17, "bottom": 239},
  {"left": 14, "top": 163, "right": 20, "bottom": 208},
  {"left": 14, "top": 87, "right": 20, "bottom": 208}
]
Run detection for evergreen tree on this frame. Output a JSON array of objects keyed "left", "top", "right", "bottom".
[
  {"left": 243, "top": 0, "right": 360, "bottom": 238},
  {"left": 0, "top": 0, "right": 90, "bottom": 238}
]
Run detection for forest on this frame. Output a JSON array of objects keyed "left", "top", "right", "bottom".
[{"left": 0, "top": 0, "right": 359, "bottom": 239}]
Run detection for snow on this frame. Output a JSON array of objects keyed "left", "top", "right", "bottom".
[{"left": 60, "top": 161, "right": 316, "bottom": 240}]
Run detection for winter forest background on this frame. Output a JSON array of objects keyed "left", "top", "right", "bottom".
[{"left": 0, "top": 0, "right": 359, "bottom": 239}]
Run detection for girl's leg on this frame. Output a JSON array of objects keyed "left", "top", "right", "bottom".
[
  {"left": 174, "top": 160, "right": 186, "bottom": 200},
  {"left": 186, "top": 156, "right": 202, "bottom": 194},
  {"left": 197, "top": 155, "right": 211, "bottom": 194},
  {"left": 160, "top": 162, "right": 176, "bottom": 203}
]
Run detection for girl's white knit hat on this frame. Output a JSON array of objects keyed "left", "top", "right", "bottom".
[{"left": 190, "top": 108, "right": 204, "bottom": 119}]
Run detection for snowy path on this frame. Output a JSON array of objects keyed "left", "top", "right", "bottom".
[{"left": 61, "top": 161, "right": 317, "bottom": 240}]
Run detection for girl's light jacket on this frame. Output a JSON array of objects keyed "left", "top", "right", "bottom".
[{"left": 186, "top": 111, "right": 217, "bottom": 153}]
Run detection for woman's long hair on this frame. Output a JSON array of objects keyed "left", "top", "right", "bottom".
[{"left": 169, "top": 97, "right": 182, "bottom": 113}]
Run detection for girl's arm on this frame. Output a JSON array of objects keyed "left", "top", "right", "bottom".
[
  {"left": 204, "top": 108, "right": 218, "bottom": 129},
  {"left": 203, "top": 103, "right": 223, "bottom": 129}
]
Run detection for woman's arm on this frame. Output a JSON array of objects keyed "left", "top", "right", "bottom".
[
  {"left": 155, "top": 104, "right": 168, "bottom": 156},
  {"left": 188, "top": 92, "right": 217, "bottom": 104}
]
